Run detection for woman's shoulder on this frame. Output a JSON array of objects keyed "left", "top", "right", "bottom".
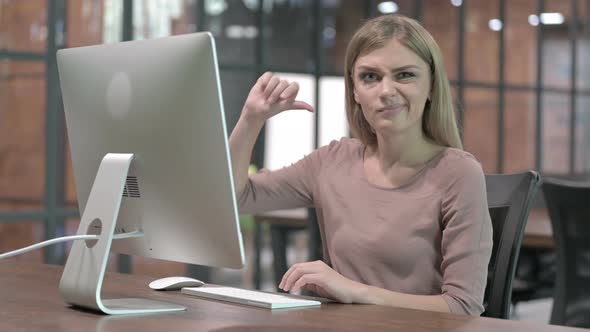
[
  {"left": 438, "top": 148, "right": 480, "bottom": 164},
  {"left": 431, "top": 148, "right": 485, "bottom": 186},
  {"left": 316, "top": 137, "right": 364, "bottom": 160},
  {"left": 298, "top": 137, "right": 363, "bottom": 172}
]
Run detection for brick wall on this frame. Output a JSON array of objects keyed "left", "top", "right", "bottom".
[
  {"left": 0, "top": 1, "right": 47, "bottom": 263},
  {"left": 1, "top": 1, "right": 583, "bottom": 274}
]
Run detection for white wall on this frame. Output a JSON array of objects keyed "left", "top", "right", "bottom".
[{"left": 264, "top": 74, "right": 349, "bottom": 170}]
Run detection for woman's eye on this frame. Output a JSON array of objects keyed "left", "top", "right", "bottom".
[
  {"left": 397, "top": 72, "right": 416, "bottom": 79},
  {"left": 360, "top": 72, "right": 379, "bottom": 82}
]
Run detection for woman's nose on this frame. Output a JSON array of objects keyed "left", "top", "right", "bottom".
[{"left": 379, "top": 78, "right": 398, "bottom": 99}]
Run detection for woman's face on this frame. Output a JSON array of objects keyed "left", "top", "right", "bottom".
[{"left": 352, "top": 38, "right": 432, "bottom": 137}]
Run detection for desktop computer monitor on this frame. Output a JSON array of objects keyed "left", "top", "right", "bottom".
[{"left": 57, "top": 32, "right": 244, "bottom": 315}]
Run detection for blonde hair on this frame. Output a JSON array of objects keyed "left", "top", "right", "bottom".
[{"left": 344, "top": 14, "right": 462, "bottom": 149}]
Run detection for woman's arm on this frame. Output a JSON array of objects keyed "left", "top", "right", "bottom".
[
  {"left": 229, "top": 72, "right": 314, "bottom": 196},
  {"left": 279, "top": 260, "right": 450, "bottom": 313},
  {"left": 437, "top": 155, "right": 493, "bottom": 315},
  {"left": 354, "top": 284, "right": 450, "bottom": 313},
  {"left": 228, "top": 116, "right": 264, "bottom": 196}
]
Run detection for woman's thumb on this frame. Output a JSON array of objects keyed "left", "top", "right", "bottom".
[{"left": 291, "top": 100, "right": 314, "bottom": 112}]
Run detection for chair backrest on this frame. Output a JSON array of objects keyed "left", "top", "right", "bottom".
[
  {"left": 542, "top": 178, "right": 590, "bottom": 328},
  {"left": 483, "top": 171, "right": 541, "bottom": 319}
]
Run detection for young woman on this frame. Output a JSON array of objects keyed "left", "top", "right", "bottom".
[{"left": 229, "top": 14, "right": 492, "bottom": 316}]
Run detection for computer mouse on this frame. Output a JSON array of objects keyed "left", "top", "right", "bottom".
[{"left": 149, "top": 276, "right": 205, "bottom": 291}]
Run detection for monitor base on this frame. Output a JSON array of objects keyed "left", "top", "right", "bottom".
[
  {"left": 59, "top": 153, "right": 186, "bottom": 315},
  {"left": 99, "top": 298, "right": 186, "bottom": 315}
]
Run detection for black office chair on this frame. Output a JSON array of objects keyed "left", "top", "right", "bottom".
[
  {"left": 482, "top": 171, "right": 541, "bottom": 319},
  {"left": 542, "top": 178, "right": 590, "bottom": 328}
]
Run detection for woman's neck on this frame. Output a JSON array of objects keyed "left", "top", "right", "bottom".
[{"left": 369, "top": 127, "right": 443, "bottom": 170}]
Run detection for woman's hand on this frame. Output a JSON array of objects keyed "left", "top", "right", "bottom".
[
  {"left": 241, "top": 72, "right": 314, "bottom": 124},
  {"left": 279, "top": 260, "right": 363, "bottom": 303}
]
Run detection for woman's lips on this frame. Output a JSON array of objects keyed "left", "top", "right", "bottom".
[{"left": 377, "top": 105, "right": 405, "bottom": 114}]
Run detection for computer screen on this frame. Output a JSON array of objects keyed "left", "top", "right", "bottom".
[{"left": 56, "top": 32, "right": 244, "bottom": 314}]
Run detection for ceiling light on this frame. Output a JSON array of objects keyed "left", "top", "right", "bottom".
[
  {"left": 528, "top": 12, "right": 564, "bottom": 26},
  {"left": 540, "top": 12, "right": 564, "bottom": 25},
  {"left": 488, "top": 19, "right": 503, "bottom": 31},
  {"left": 377, "top": 1, "right": 399, "bottom": 14},
  {"left": 205, "top": 0, "right": 227, "bottom": 16}
]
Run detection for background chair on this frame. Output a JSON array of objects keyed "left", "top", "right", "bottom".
[
  {"left": 510, "top": 173, "right": 590, "bottom": 313},
  {"left": 482, "top": 171, "right": 541, "bottom": 319},
  {"left": 252, "top": 208, "right": 321, "bottom": 291},
  {"left": 542, "top": 178, "right": 590, "bottom": 328}
]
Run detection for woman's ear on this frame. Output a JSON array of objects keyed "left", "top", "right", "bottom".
[{"left": 353, "top": 89, "right": 359, "bottom": 103}]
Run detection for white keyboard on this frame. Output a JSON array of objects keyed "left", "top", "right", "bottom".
[{"left": 181, "top": 286, "right": 321, "bottom": 309}]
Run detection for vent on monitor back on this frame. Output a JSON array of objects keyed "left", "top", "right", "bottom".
[{"left": 123, "top": 176, "right": 141, "bottom": 198}]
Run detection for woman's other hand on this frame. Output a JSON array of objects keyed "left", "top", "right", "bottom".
[
  {"left": 279, "top": 260, "right": 364, "bottom": 303},
  {"left": 241, "top": 72, "right": 314, "bottom": 124}
]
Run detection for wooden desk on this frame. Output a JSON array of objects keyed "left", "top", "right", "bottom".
[
  {"left": 523, "top": 208, "right": 554, "bottom": 249},
  {"left": 0, "top": 262, "right": 584, "bottom": 332},
  {"left": 254, "top": 208, "right": 308, "bottom": 227}
]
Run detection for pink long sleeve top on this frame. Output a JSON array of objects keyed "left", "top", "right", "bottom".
[{"left": 238, "top": 138, "right": 493, "bottom": 316}]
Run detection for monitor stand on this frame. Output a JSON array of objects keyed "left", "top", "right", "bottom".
[{"left": 59, "top": 153, "right": 186, "bottom": 315}]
